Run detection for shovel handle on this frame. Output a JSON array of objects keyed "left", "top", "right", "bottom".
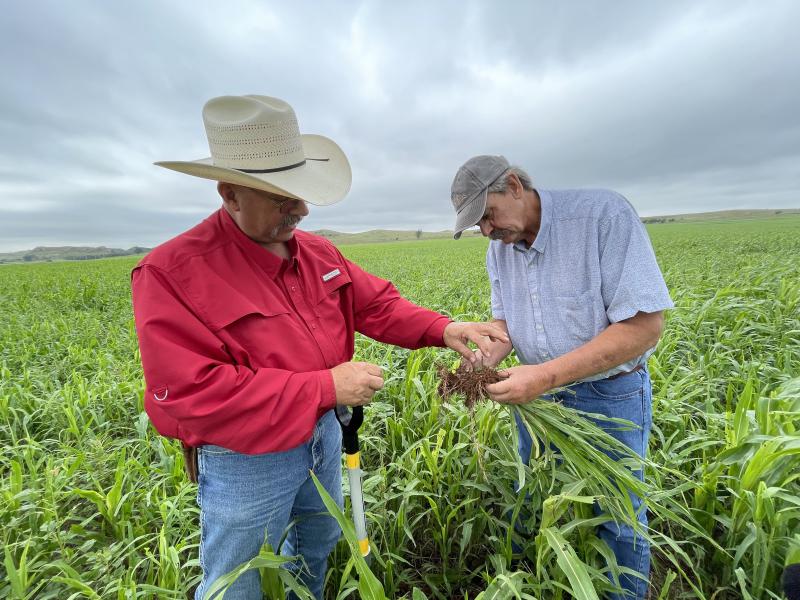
[
  {"left": 335, "top": 405, "right": 370, "bottom": 557},
  {"left": 335, "top": 405, "right": 363, "bottom": 454}
]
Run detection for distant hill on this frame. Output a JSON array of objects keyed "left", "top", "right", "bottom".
[
  {"left": 0, "top": 246, "right": 151, "bottom": 264},
  {"left": 0, "top": 232, "right": 477, "bottom": 264},
  {"left": 312, "top": 229, "right": 481, "bottom": 245},
  {"left": 2, "top": 209, "right": 797, "bottom": 264},
  {"left": 640, "top": 208, "right": 800, "bottom": 223}
]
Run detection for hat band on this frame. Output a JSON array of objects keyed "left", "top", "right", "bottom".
[{"left": 235, "top": 157, "right": 329, "bottom": 174}]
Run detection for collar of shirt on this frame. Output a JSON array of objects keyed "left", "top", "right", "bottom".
[
  {"left": 218, "top": 208, "right": 299, "bottom": 278},
  {"left": 513, "top": 188, "right": 553, "bottom": 255}
]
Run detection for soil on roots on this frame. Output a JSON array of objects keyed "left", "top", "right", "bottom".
[{"left": 436, "top": 363, "right": 505, "bottom": 410}]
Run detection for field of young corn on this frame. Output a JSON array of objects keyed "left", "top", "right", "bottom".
[{"left": 1, "top": 216, "right": 799, "bottom": 599}]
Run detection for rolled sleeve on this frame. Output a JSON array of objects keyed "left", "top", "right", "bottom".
[{"left": 599, "top": 202, "right": 674, "bottom": 323}]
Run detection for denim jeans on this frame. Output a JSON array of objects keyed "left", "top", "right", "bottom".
[
  {"left": 514, "top": 367, "right": 652, "bottom": 600},
  {"left": 195, "top": 409, "right": 343, "bottom": 600}
]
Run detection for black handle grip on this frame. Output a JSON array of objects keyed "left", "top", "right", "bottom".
[{"left": 335, "top": 405, "right": 363, "bottom": 454}]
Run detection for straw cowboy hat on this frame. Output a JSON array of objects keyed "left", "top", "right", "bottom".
[{"left": 156, "top": 95, "right": 351, "bottom": 206}]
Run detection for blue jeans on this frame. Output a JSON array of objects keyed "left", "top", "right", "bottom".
[
  {"left": 514, "top": 368, "right": 652, "bottom": 600},
  {"left": 195, "top": 409, "right": 343, "bottom": 600}
]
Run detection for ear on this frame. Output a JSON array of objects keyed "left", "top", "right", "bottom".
[
  {"left": 217, "top": 182, "right": 240, "bottom": 211},
  {"left": 506, "top": 173, "right": 523, "bottom": 199}
]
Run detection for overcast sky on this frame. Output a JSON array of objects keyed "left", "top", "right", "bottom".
[{"left": 1, "top": 1, "right": 798, "bottom": 252}]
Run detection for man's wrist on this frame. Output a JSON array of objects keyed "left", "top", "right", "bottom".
[
  {"left": 430, "top": 317, "right": 454, "bottom": 347},
  {"left": 534, "top": 362, "right": 560, "bottom": 393}
]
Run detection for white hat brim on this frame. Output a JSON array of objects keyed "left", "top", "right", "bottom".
[{"left": 154, "top": 134, "right": 351, "bottom": 206}]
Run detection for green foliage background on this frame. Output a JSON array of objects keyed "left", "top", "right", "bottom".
[{"left": 1, "top": 216, "right": 799, "bottom": 598}]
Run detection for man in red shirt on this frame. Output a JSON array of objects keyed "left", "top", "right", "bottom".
[{"left": 131, "top": 95, "right": 507, "bottom": 600}]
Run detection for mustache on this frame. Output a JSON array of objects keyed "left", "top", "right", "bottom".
[
  {"left": 489, "top": 229, "right": 509, "bottom": 240},
  {"left": 269, "top": 214, "right": 303, "bottom": 238},
  {"left": 280, "top": 214, "right": 303, "bottom": 228}
]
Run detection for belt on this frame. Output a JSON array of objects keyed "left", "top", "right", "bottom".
[
  {"left": 182, "top": 444, "right": 198, "bottom": 484},
  {"left": 606, "top": 364, "right": 645, "bottom": 380}
]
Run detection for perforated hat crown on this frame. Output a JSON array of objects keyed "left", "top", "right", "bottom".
[
  {"left": 155, "top": 95, "right": 351, "bottom": 206},
  {"left": 202, "top": 96, "right": 306, "bottom": 171}
]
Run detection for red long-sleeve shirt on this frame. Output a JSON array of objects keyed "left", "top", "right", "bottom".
[{"left": 131, "top": 208, "right": 450, "bottom": 454}]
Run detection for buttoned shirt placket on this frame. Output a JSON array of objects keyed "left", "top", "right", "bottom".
[
  {"left": 280, "top": 259, "right": 339, "bottom": 370},
  {"left": 280, "top": 259, "right": 338, "bottom": 469},
  {"left": 517, "top": 241, "right": 549, "bottom": 365}
]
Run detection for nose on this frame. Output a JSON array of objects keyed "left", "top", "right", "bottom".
[
  {"left": 285, "top": 199, "right": 309, "bottom": 216},
  {"left": 479, "top": 219, "right": 492, "bottom": 237}
]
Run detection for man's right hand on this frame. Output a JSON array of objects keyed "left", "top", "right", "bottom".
[{"left": 330, "top": 361, "right": 384, "bottom": 406}]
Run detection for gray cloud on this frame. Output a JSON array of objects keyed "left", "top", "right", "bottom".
[{"left": 0, "top": 0, "right": 798, "bottom": 251}]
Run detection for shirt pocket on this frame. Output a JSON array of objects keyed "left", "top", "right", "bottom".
[
  {"left": 314, "top": 269, "right": 352, "bottom": 305},
  {"left": 555, "top": 291, "right": 595, "bottom": 350},
  {"left": 313, "top": 270, "right": 353, "bottom": 351}
]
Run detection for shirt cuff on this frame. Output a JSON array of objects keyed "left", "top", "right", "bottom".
[
  {"left": 318, "top": 369, "right": 337, "bottom": 412},
  {"left": 422, "top": 316, "right": 452, "bottom": 347}
]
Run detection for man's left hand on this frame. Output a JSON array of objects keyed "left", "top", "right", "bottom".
[
  {"left": 443, "top": 322, "right": 509, "bottom": 366},
  {"left": 484, "top": 364, "right": 555, "bottom": 404}
]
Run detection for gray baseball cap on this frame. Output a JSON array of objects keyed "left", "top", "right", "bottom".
[{"left": 450, "top": 155, "right": 509, "bottom": 239}]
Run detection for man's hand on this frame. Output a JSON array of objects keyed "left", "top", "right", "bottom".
[
  {"left": 443, "top": 321, "right": 510, "bottom": 366},
  {"left": 484, "top": 364, "right": 556, "bottom": 404},
  {"left": 460, "top": 319, "right": 513, "bottom": 371},
  {"left": 331, "top": 361, "right": 384, "bottom": 406}
]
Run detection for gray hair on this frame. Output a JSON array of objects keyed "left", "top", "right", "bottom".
[{"left": 487, "top": 166, "right": 533, "bottom": 194}]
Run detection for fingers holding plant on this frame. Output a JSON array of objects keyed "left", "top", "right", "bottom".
[
  {"left": 484, "top": 365, "right": 554, "bottom": 404},
  {"left": 443, "top": 321, "right": 511, "bottom": 366}
]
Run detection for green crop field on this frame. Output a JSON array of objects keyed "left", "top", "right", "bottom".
[{"left": 1, "top": 216, "right": 799, "bottom": 599}]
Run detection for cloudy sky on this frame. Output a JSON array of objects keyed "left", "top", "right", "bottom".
[{"left": 1, "top": 1, "right": 798, "bottom": 252}]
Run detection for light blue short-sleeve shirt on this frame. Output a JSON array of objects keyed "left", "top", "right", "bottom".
[{"left": 486, "top": 188, "right": 674, "bottom": 381}]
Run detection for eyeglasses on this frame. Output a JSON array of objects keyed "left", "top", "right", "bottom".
[{"left": 262, "top": 190, "right": 302, "bottom": 211}]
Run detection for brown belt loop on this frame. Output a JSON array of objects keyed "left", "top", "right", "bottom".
[
  {"left": 606, "top": 364, "right": 645, "bottom": 381},
  {"left": 182, "top": 444, "right": 198, "bottom": 484}
]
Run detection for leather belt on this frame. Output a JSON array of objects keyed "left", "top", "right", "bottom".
[
  {"left": 606, "top": 364, "right": 644, "bottom": 380},
  {"left": 182, "top": 444, "right": 198, "bottom": 483}
]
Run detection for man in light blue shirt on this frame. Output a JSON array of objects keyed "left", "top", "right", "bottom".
[{"left": 450, "top": 155, "right": 674, "bottom": 600}]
